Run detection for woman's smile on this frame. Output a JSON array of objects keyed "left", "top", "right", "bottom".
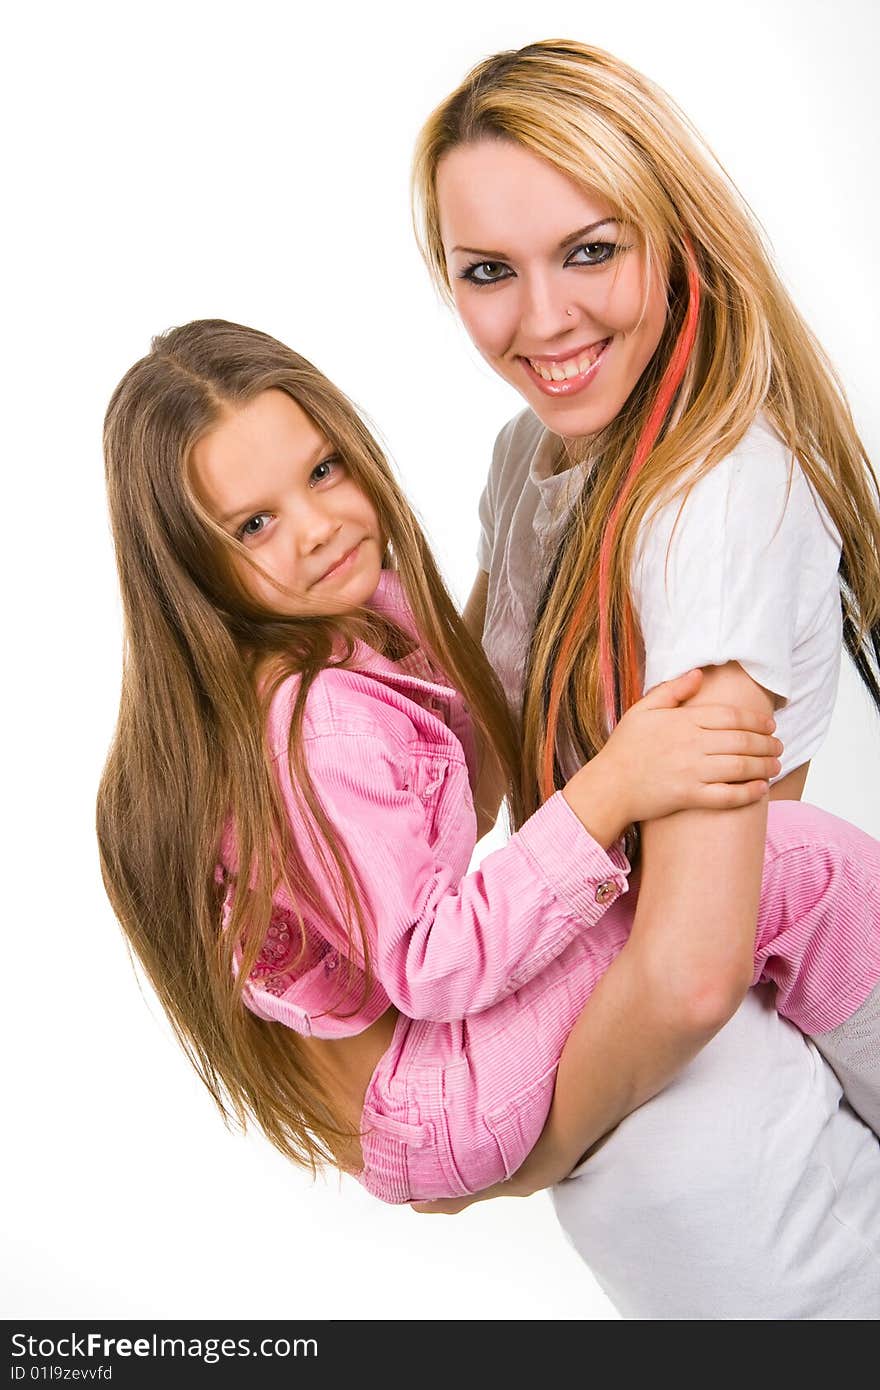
[{"left": 520, "top": 338, "right": 611, "bottom": 395}]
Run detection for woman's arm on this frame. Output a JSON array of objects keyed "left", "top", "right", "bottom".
[
  {"left": 521, "top": 438, "right": 836, "bottom": 1179},
  {"left": 462, "top": 568, "right": 507, "bottom": 840},
  {"left": 514, "top": 661, "right": 774, "bottom": 1186},
  {"left": 413, "top": 661, "right": 775, "bottom": 1210},
  {"left": 462, "top": 567, "right": 489, "bottom": 639}
]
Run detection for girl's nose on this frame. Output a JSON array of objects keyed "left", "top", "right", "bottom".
[{"left": 297, "top": 500, "right": 341, "bottom": 555}]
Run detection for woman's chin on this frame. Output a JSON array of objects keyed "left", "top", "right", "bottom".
[{"left": 525, "top": 391, "right": 616, "bottom": 440}]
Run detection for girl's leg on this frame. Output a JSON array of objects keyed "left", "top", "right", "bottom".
[
  {"left": 551, "top": 987, "right": 880, "bottom": 1319},
  {"left": 754, "top": 800, "right": 880, "bottom": 1136}
]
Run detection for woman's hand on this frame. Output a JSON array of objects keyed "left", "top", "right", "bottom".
[
  {"left": 411, "top": 1129, "right": 578, "bottom": 1214},
  {"left": 411, "top": 1172, "right": 543, "bottom": 1215},
  {"left": 410, "top": 1185, "right": 516, "bottom": 1215},
  {"left": 563, "top": 668, "right": 782, "bottom": 846}
]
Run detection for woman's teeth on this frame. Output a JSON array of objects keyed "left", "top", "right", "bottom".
[{"left": 527, "top": 342, "right": 607, "bottom": 381}]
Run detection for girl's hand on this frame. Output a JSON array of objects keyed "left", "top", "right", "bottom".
[
  {"left": 610, "top": 667, "right": 782, "bottom": 821},
  {"left": 564, "top": 668, "right": 782, "bottom": 844}
]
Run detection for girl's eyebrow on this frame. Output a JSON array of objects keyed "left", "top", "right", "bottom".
[
  {"left": 450, "top": 218, "right": 619, "bottom": 259},
  {"left": 219, "top": 436, "right": 334, "bottom": 526},
  {"left": 221, "top": 505, "right": 260, "bottom": 527}
]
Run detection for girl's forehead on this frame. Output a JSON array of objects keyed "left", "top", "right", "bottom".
[
  {"left": 190, "top": 391, "right": 326, "bottom": 514},
  {"left": 437, "top": 141, "right": 618, "bottom": 253},
  {"left": 205, "top": 391, "right": 320, "bottom": 460}
]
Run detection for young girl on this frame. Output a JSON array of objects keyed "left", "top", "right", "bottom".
[
  {"left": 406, "top": 40, "right": 880, "bottom": 1218},
  {"left": 97, "top": 319, "right": 880, "bottom": 1208}
]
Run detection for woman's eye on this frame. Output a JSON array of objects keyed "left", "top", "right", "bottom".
[
  {"left": 237, "top": 513, "right": 272, "bottom": 541},
  {"left": 567, "top": 241, "right": 620, "bottom": 267},
  {"left": 310, "top": 455, "right": 344, "bottom": 486},
  {"left": 460, "top": 260, "right": 512, "bottom": 286}
]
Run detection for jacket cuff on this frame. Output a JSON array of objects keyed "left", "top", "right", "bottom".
[{"left": 514, "top": 791, "right": 631, "bottom": 923}]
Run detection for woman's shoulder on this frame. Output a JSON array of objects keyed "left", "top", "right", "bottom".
[
  {"left": 645, "top": 413, "right": 838, "bottom": 547},
  {"left": 489, "top": 407, "right": 547, "bottom": 482},
  {"left": 726, "top": 411, "right": 788, "bottom": 459},
  {"left": 494, "top": 405, "right": 546, "bottom": 453},
  {"left": 680, "top": 413, "right": 793, "bottom": 499},
  {"left": 721, "top": 413, "right": 804, "bottom": 494},
  {"left": 632, "top": 413, "right": 842, "bottom": 701}
]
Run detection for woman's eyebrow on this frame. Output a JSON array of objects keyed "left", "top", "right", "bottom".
[
  {"left": 450, "top": 218, "right": 618, "bottom": 258},
  {"left": 557, "top": 218, "right": 618, "bottom": 250}
]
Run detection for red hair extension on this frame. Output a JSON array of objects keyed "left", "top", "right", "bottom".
[{"left": 540, "top": 241, "right": 701, "bottom": 801}]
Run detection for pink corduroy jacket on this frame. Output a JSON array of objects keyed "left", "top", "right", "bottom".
[{"left": 218, "top": 570, "right": 880, "bottom": 1203}]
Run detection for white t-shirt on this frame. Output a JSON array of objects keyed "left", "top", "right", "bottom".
[{"left": 477, "top": 408, "right": 842, "bottom": 780}]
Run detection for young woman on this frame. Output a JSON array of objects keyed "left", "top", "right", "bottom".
[{"left": 400, "top": 39, "right": 880, "bottom": 1311}]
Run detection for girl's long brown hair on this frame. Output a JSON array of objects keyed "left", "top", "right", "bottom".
[
  {"left": 412, "top": 39, "right": 880, "bottom": 826},
  {"left": 96, "top": 319, "right": 519, "bottom": 1173}
]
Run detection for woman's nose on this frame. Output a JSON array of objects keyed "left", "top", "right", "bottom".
[{"left": 518, "top": 272, "right": 576, "bottom": 344}]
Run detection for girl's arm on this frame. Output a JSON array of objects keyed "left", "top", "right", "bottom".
[
  {"left": 275, "top": 724, "right": 629, "bottom": 1022},
  {"left": 263, "top": 667, "right": 777, "bottom": 1026}
]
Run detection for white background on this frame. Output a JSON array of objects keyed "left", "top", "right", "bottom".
[{"left": 3, "top": 0, "right": 878, "bottom": 1321}]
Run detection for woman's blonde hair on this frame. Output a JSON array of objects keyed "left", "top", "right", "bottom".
[
  {"left": 96, "top": 319, "right": 518, "bottom": 1173},
  {"left": 412, "top": 39, "right": 880, "bottom": 826}
]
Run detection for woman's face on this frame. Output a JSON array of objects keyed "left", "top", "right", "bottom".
[
  {"left": 437, "top": 139, "right": 668, "bottom": 440},
  {"left": 191, "top": 388, "right": 384, "bottom": 616}
]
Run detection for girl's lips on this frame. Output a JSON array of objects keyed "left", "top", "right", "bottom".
[
  {"left": 519, "top": 339, "right": 611, "bottom": 396},
  {"left": 313, "top": 540, "right": 362, "bottom": 586}
]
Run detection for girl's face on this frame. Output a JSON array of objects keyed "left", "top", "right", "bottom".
[
  {"left": 191, "top": 388, "right": 384, "bottom": 616},
  {"left": 437, "top": 140, "right": 668, "bottom": 440}
]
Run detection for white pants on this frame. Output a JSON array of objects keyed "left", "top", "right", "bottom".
[{"left": 551, "top": 987, "right": 880, "bottom": 1319}]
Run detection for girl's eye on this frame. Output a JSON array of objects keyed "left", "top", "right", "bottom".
[
  {"left": 310, "top": 454, "right": 345, "bottom": 486},
  {"left": 459, "top": 260, "right": 512, "bottom": 287},
  {"left": 237, "top": 512, "right": 272, "bottom": 541},
  {"left": 566, "top": 241, "right": 621, "bottom": 267}
]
